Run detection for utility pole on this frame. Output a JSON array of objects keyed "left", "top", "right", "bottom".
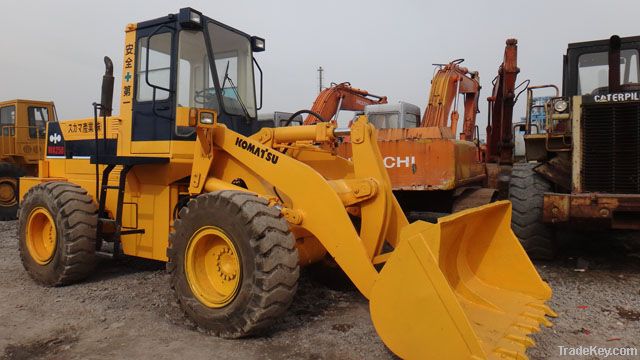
[{"left": 318, "top": 66, "right": 324, "bottom": 94}]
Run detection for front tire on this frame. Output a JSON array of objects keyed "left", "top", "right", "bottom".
[
  {"left": 168, "top": 190, "right": 299, "bottom": 338},
  {"left": 0, "top": 162, "right": 26, "bottom": 220},
  {"left": 18, "top": 182, "right": 98, "bottom": 286},
  {"left": 509, "top": 163, "right": 556, "bottom": 260}
]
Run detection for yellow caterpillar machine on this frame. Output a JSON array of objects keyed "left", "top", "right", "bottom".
[
  {"left": 17, "top": 8, "right": 555, "bottom": 359},
  {"left": 509, "top": 35, "right": 640, "bottom": 259},
  {"left": 0, "top": 99, "right": 55, "bottom": 219}
]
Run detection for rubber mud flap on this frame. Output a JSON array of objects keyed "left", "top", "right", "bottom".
[{"left": 369, "top": 201, "right": 556, "bottom": 360}]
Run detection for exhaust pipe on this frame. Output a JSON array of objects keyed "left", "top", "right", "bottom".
[
  {"left": 99, "top": 56, "right": 114, "bottom": 117},
  {"left": 608, "top": 35, "right": 621, "bottom": 93}
]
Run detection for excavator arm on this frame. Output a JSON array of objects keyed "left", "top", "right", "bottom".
[
  {"left": 486, "top": 39, "right": 519, "bottom": 165},
  {"left": 304, "top": 82, "right": 387, "bottom": 125},
  {"left": 422, "top": 60, "right": 481, "bottom": 140}
]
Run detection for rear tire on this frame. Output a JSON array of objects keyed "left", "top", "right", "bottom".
[
  {"left": 0, "top": 162, "right": 26, "bottom": 220},
  {"left": 509, "top": 163, "right": 556, "bottom": 260},
  {"left": 18, "top": 181, "right": 98, "bottom": 286},
  {"left": 168, "top": 190, "right": 299, "bottom": 338}
]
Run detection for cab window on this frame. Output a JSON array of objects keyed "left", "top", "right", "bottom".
[
  {"left": 137, "top": 33, "right": 172, "bottom": 102},
  {"left": 28, "top": 106, "right": 49, "bottom": 138},
  {"left": 577, "top": 49, "right": 640, "bottom": 95},
  {"left": 405, "top": 113, "right": 419, "bottom": 127},
  {"left": 177, "top": 30, "right": 217, "bottom": 111},
  {"left": 368, "top": 112, "right": 400, "bottom": 129},
  {"left": 0, "top": 106, "right": 16, "bottom": 136}
]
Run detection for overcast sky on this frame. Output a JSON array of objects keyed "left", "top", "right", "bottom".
[{"left": 2, "top": 0, "right": 639, "bottom": 131}]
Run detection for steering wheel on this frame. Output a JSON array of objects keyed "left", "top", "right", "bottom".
[{"left": 194, "top": 88, "right": 217, "bottom": 104}]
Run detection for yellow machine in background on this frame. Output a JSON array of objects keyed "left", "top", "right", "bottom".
[
  {"left": 17, "top": 8, "right": 555, "bottom": 359},
  {"left": 0, "top": 99, "right": 55, "bottom": 219}
]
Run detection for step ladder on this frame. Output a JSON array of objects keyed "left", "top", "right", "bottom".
[{"left": 91, "top": 103, "right": 169, "bottom": 259}]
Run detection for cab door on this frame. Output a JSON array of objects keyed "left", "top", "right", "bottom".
[
  {"left": 0, "top": 105, "right": 16, "bottom": 155},
  {"left": 23, "top": 104, "right": 52, "bottom": 162},
  {"left": 131, "top": 28, "right": 175, "bottom": 154}
]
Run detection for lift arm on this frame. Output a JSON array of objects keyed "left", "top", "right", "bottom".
[{"left": 193, "top": 116, "right": 554, "bottom": 359}]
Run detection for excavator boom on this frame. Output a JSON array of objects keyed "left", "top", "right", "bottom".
[
  {"left": 486, "top": 39, "right": 519, "bottom": 165},
  {"left": 304, "top": 82, "right": 387, "bottom": 124},
  {"left": 422, "top": 60, "right": 481, "bottom": 140}
]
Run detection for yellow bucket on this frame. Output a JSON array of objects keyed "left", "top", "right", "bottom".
[{"left": 370, "top": 201, "right": 556, "bottom": 359}]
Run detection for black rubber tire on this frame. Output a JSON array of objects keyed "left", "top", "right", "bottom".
[
  {"left": 168, "top": 190, "right": 299, "bottom": 338},
  {"left": 18, "top": 181, "right": 98, "bottom": 286},
  {"left": 0, "top": 162, "right": 26, "bottom": 221},
  {"left": 509, "top": 163, "right": 556, "bottom": 260}
]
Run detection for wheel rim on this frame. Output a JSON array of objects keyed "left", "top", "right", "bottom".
[
  {"left": 25, "top": 207, "right": 57, "bottom": 265},
  {"left": 185, "top": 226, "right": 241, "bottom": 308},
  {"left": 0, "top": 177, "right": 17, "bottom": 207}
]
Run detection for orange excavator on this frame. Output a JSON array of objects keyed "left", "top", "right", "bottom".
[
  {"left": 303, "top": 82, "right": 387, "bottom": 125},
  {"left": 422, "top": 58, "right": 481, "bottom": 141},
  {"left": 337, "top": 39, "right": 521, "bottom": 221}
]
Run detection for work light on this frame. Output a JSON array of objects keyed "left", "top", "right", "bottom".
[
  {"left": 252, "top": 37, "right": 266, "bottom": 52},
  {"left": 178, "top": 8, "right": 203, "bottom": 29}
]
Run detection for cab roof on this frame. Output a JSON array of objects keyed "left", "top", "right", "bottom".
[{"left": 568, "top": 35, "right": 640, "bottom": 50}]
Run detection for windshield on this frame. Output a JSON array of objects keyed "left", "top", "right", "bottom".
[
  {"left": 369, "top": 113, "right": 399, "bottom": 129},
  {"left": 177, "top": 30, "right": 214, "bottom": 109},
  {"left": 577, "top": 49, "right": 639, "bottom": 95},
  {"left": 207, "top": 22, "right": 256, "bottom": 118}
]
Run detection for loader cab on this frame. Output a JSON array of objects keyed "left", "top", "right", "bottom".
[
  {"left": 0, "top": 99, "right": 56, "bottom": 163},
  {"left": 563, "top": 35, "right": 640, "bottom": 97},
  {"left": 524, "top": 36, "right": 640, "bottom": 160},
  {"left": 128, "top": 8, "right": 264, "bottom": 153}
]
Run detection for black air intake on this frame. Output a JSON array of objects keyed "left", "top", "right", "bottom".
[{"left": 581, "top": 102, "right": 640, "bottom": 193}]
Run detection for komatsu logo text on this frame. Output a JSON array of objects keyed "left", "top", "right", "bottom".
[
  {"left": 235, "top": 137, "right": 279, "bottom": 164},
  {"left": 593, "top": 92, "right": 640, "bottom": 102}
]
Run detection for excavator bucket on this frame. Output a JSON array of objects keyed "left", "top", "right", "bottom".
[{"left": 370, "top": 201, "right": 555, "bottom": 360}]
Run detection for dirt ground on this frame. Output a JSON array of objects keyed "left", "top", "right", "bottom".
[{"left": 1, "top": 220, "right": 639, "bottom": 360}]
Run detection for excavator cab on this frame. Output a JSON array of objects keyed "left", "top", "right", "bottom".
[{"left": 365, "top": 101, "right": 421, "bottom": 129}]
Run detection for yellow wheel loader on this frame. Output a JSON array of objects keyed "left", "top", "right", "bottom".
[
  {"left": 18, "top": 8, "right": 555, "bottom": 359},
  {"left": 0, "top": 99, "right": 56, "bottom": 219}
]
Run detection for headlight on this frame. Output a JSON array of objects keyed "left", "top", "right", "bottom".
[
  {"left": 553, "top": 99, "right": 568, "bottom": 112},
  {"left": 200, "top": 112, "right": 214, "bottom": 124}
]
